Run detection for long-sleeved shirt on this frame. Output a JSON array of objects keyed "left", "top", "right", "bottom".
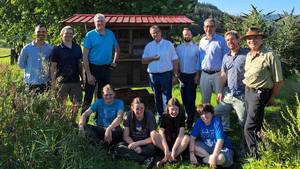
[
  {"left": 18, "top": 42, "right": 52, "bottom": 85},
  {"left": 176, "top": 41, "right": 199, "bottom": 74}
]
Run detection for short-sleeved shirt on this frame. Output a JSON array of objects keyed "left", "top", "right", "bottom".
[
  {"left": 221, "top": 48, "right": 248, "bottom": 96},
  {"left": 191, "top": 116, "right": 232, "bottom": 149},
  {"left": 143, "top": 39, "right": 178, "bottom": 73},
  {"left": 50, "top": 43, "right": 82, "bottom": 83},
  {"left": 83, "top": 28, "right": 118, "bottom": 65},
  {"left": 160, "top": 113, "right": 185, "bottom": 141},
  {"left": 18, "top": 42, "right": 52, "bottom": 85},
  {"left": 243, "top": 48, "right": 283, "bottom": 89},
  {"left": 176, "top": 41, "right": 200, "bottom": 74},
  {"left": 198, "top": 34, "right": 228, "bottom": 71},
  {"left": 124, "top": 111, "right": 157, "bottom": 142},
  {"left": 90, "top": 99, "right": 124, "bottom": 127}
]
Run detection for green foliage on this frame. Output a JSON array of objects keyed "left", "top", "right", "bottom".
[
  {"left": 0, "top": 64, "right": 142, "bottom": 169},
  {"left": 223, "top": 6, "right": 300, "bottom": 73},
  {"left": 249, "top": 95, "right": 300, "bottom": 168},
  {"left": 0, "top": 0, "right": 197, "bottom": 51}
]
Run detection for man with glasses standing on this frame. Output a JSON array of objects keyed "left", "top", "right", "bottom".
[
  {"left": 81, "top": 13, "right": 120, "bottom": 119},
  {"left": 198, "top": 18, "right": 228, "bottom": 104}
]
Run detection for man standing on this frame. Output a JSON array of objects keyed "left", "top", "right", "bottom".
[
  {"left": 50, "top": 26, "right": 83, "bottom": 122},
  {"left": 18, "top": 24, "right": 52, "bottom": 93},
  {"left": 142, "top": 25, "right": 179, "bottom": 120},
  {"left": 242, "top": 27, "right": 283, "bottom": 159},
  {"left": 214, "top": 30, "right": 248, "bottom": 132},
  {"left": 176, "top": 28, "right": 199, "bottom": 129},
  {"left": 198, "top": 18, "right": 228, "bottom": 104},
  {"left": 82, "top": 13, "right": 120, "bottom": 114}
]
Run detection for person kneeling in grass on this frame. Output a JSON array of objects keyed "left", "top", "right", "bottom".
[
  {"left": 152, "top": 98, "right": 190, "bottom": 167},
  {"left": 78, "top": 84, "right": 124, "bottom": 145},
  {"left": 111, "top": 97, "right": 156, "bottom": 169},
  {"left": 189, "top": 104, "right": 233, "bottom": 168}
]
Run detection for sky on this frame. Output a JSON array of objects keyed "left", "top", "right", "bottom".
[{"left": 199, "top": 0, "right": 300, "bottom": 15}]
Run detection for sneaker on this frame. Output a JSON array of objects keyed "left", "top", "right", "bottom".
[
  {"left": 144, "top": 157, "right": 154, "bottom": 169},
  {"left": 156, "top": 159, "right": 166, "bottom": 168}
]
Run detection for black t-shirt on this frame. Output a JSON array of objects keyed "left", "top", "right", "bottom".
[
  {"left": 160, "top": 112, "right": 185, "bottom": 141},
  {"left": 50, "top": 43, "right": 82, "bottom": 83},
  {"left": 124, "top": 111, "right": 157, "bottom": 142}
]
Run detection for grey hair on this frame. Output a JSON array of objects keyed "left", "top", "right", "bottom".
[{"left": 60, "top": 26, "right": 74, "bottom": 36}]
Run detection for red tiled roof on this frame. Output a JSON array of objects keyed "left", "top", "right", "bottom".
[{"left": 62, "top": 14, "right": 193, "bottom": 27}]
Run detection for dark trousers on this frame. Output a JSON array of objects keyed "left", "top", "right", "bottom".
[
  {"left": 27, "top": 82, "right": 50, "bottom": 94},
  {"left": 149, "top": 71, "right": 172, "bottom": 116},
  {"left": 82, "top": 64, "right": 111, "bottom": 118},
  {"left": 244, "top": 88, "right": 272, "bottom": 154},
  {"left": 179, "top": 72, "right": 197, "bottom": 129},
  {"left": 84, "top": 124, "right": 123, "bottom": 145},
  {"left": 112, "top": 141, "right": 156, "bottom": 163}
]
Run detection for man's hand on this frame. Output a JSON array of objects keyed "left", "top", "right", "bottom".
[
  {"left": 217, "top": 92, "right": 224, "bottom": 104},
  {"left": 194, "top": 73, "right": 200, "bottom": 84},
  {"left": 267, "top": 97, "right": 276, "bottom": 106},
  {"left": 78, "top": 125, "right": 85, "bottom": 137},
  {"left": 128, "top": 142, "right": 140, "bottom": 150},
  {"left": 208, "top": 154, "right": 217, "bottom": 169},
  {"left": 104, "top": 128, "right": 112, "bottom": 143},
  {"left": 153, "top": 55, "right": 160, "bottom": 61},
  {"left": 87, "top": 74, "right": 96, "bottom": 85}
]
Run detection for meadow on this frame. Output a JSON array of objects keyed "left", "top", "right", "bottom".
[{"left": 0, "top": 52, "right": 299, "bottom": 169}]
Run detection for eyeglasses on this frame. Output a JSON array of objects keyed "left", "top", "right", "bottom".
[{"left": 103, "top": 94, "right": 113, "bottom": 97}]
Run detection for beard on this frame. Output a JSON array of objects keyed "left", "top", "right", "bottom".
[{"left": 184, "top": 38, "right": 192, "bottom": 42}]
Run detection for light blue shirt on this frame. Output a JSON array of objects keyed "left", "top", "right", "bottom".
[
  {"left": 90, "top": 99, "right": 124, "bottom": 127},
  {"left": 176, "top": 41, "right": 199, "bottom": 74},
  {"left": 222, "top": 48, "right": 248, "bottom": 96},
  {"left": 198, "top": 34, "right": 228, "bottom": 71},
  {"left": 83, "top": 28, "right": 118, "bottom": 65},
  {"left": 18, "top": 42, "right": 52, "bottom": 85},
  {"left": 143, "top": 39, "right": 178, "bottom": 73}
]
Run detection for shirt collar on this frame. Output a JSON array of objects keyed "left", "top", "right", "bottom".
[{"left": 184, "top": 41, "right": 193, "bottom": 46}]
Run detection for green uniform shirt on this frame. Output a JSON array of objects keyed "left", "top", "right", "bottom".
[{"left": 243, "top": 48, "right": 283, "bottom": 89}]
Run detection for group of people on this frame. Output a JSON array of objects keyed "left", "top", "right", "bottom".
[{"left": 17, "top": 13, "right": 283, "bottom": 168}]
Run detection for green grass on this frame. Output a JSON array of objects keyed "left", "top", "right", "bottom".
[{"left": 0, "top": 48, "right": 10, "bottom": 64}]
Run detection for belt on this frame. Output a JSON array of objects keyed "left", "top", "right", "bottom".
[
  {"left": 150, "top": 70, "right": 172, "bottom": 75},
  {"left": 202, "top": 70, "right": 220, "bottom": 75},
  {"left": 245, "top": 86, "right": 271, "bottom": 92}
]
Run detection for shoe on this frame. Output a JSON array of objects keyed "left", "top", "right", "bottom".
[
  {"left": 144, "top": 157, "right": 154, "bottom": 169},
  {"left": 156, "top": 160, "right": 166, "bottom": 168}
]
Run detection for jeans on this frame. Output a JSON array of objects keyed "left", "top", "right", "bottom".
[
  {"left": 84, "top": 124, "right": 123, "bottom": 145},
  {"left": 149, "top": 71, "right": 172, "bottom": 116},
  {"left": 200, "top": 71, "right": 221, "bottom": 104},
  {"left": 244, "top": 88, "right": 272, "bottom": 155},
  {"left": 112, "top": 141, "right": 156, "bottom": 163},
  {"left": 179, "top": 72, "right": 197, "bottom": 129},
  {"left": 214, "top": 93, "right": 246, "bottom": 130}
]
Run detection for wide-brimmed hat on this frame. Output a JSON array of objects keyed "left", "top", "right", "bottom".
[{"left": 241, "top": 27, "right": 266, "bottom": 40}]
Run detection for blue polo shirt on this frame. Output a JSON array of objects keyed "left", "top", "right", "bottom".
[
  {"left": 83, "top": 29, "right": 118, "bottom": 65},
  {"left": 18, "top": 42, "right": 52, "bottom": 85},
  {"left": 222, "top": 48, "right": 248, "bottom": 96},
  {"left": 198, "top": 34, "right": 228, "bottom": 71},
  {"left": 50, "top": 43, "right": 82, "bottom": 83}
]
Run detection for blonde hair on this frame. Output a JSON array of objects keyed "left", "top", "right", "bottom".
[{"left": 225, "top": 30, "right": 240, "bottom": 39}]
